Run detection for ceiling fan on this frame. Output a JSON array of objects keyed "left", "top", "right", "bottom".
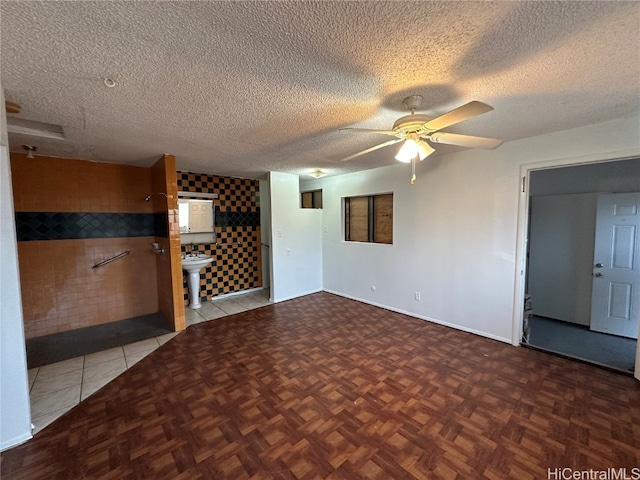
[{"left": 340, "top": 95, "right": 503, "bottom": 183}]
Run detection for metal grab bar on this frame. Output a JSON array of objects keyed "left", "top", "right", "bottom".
[{"left": 92, "top": 250, "right": 131, "bottom": 269}]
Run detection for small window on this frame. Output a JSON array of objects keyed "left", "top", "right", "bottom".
[
  {"left": 301, "top": 189, "right": 323, "bottom": 209},
  {"left": 344, "top": 193, "right": 393, "bottom": 244}
]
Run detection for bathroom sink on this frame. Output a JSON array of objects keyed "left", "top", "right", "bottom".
[
  {"left": 181, "top": 254, "right": 213, "bottom": 273},
  {"left": 182, "top": 255, "right": 214, "bottom": 309}
]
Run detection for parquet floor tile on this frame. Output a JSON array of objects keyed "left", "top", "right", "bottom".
[{"left": 2, "top": 292, "right": 639, "bottom": 479}]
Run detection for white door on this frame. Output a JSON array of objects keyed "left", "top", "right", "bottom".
[{"left": 590, "top": 192, "right": 640, "bottom": 339}]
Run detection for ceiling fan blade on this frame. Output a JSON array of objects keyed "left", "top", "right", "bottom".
[
  {"left": 340, "top": 138, "right": 403, "bottom": 162},
  {"left": 423, "top": 101, "right": 494, "bottom": 131},
  {"left": 429, "top": 132, "right": 503, "bottom": 150},
  {"left": 339, "top": 127, "right": 399, "bottom": 136}
]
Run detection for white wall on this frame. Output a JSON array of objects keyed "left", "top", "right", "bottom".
[
  {"left": 307, "top": 114, "right": 640, "bottom": 344},
  {"left": 528, "top": 194, "right": 597, "bottom": 325},
  {"left": 259, "top": 179, "right": 271, "bottom": 290},
  {"left": 0, "top": 86, "right": 32, "bottom": 450},
  {"left": 269, "top": 172, "right": 322, "bottom": 302},
  {"left": 312, "top": 151, "right": 517, "bottom": 342}
]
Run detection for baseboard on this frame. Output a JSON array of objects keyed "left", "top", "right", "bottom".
[
  {"left": 272, "top": 288, "right": 323, "bottom": 304},
  {"left": 1, "top": 431, "right": 32, "bottom": 452},
  {"left": 210, "top": 286, "right": 265, "bottom": 302},
  {"left": 323, "top": 289, "right": 512, "bottom": 345}
]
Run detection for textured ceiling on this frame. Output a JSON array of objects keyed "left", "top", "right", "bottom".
[{"left": 1, "top": 1, "right": 639, "bottom": 179}]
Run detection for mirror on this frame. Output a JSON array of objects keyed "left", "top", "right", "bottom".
[{"left": 178, "top": 199, "right": 214, "bottom": 233}]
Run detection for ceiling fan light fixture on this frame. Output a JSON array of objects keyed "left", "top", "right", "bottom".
[
  {"left": 395, "top": 134, "right": 433, "bottom": 163},
  {"left": 340, "top": 97, "right": 501, "bottom": 174},
  {"left": 395, "top": 135, "right": 434, "bottom": 163},
  {"left": 416, "top": 139, "right": 435, "bottom": 160},
  {"left": 395, "top": 138, "right": 418, "bottom": 163}
]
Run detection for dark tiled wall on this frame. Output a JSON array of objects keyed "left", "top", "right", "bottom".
[
  {"left": 151, "top": 154, "right": 185, "bottom": 333},
  {"left": 178, "top": 171, "right": 262, "bottom": 301},
  {"left": 216, "top": 210, "right": 261, "bottom": 229},
  {"left": 15, "top": 212, "right": 155, "bottom": 241}
]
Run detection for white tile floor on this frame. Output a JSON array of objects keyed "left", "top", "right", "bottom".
[{"left": 27, "top": 288, "right": 271, "bottom": 435}]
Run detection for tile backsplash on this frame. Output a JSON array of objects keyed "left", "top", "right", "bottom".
[{"left": 178, "top": 171, "right": 262, "bottom": 301}]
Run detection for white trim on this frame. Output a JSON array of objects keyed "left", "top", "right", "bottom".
[
  {"left": 0, "top": 431, "right": 32, "bottom": 452},
  {"left": 324, "top": 289, "right": 512, "bottom": 344},
  {"left": 511, "top": 148, "right": 640, "bottom": 346},
  {"left": 272, "top": 288, "right": 323, "bottom": 304},
  {"left": 209, "top": 286, "right": 266, "bottom": 301},
  {"left": 636, "top": 331, "right": 640, "bottom": 381}
]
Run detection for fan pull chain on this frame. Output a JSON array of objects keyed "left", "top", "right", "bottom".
[{"left": 411, "top": 156, "right": 416, "bottom": 185}]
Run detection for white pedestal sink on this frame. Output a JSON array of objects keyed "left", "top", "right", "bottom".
[{"left": 182, "top": 255, "right": 213, "bottom": 309}]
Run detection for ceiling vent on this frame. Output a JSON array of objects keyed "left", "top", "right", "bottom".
[{"left": 7, "top": 117, "right": 65, "bottom": 140}]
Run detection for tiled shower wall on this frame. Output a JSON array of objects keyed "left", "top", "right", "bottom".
[
  {"left": 11, "top": 154, "right": 160, "bottom": 339},
  {"left": 178, "top": 172, "right": 262, "bottom": 303},
  {"left": 151, "top": 155, "right": 185, "bottom": 332}
]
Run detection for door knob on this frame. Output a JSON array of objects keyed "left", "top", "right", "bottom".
[
  {"left": 594, "top": 272, "right": 603, "bottom": 277},
  {"left": 595, "top": 263, "right": 604, "bottom": 268}
]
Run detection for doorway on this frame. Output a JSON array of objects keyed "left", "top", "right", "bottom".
[{"left": 524, "top": 158, "right": 640, "bottom": 374}]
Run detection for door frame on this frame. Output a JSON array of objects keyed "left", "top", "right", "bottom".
[{"left": 512, "top": 150, "right": 640, "bottom": 379}]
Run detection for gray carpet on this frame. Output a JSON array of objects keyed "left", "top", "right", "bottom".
[
  {"left": 26, "top": 313, "right": 172, "bottom": 368},
  {"left": 527, "top": 315, "right": 636, "bottom": 372}
]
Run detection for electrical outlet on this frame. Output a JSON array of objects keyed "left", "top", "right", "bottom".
[
  {"left": 324, "top": 225, "right": 328, "bottom": 233},
  {"left": 277, "top": 230, "right": 283, "bottom": 237},
  {"left": 414, "top": 291, "right": 421, "bottom": 301},
  {"left": 286, "top": 248, "right": 291, "bottom": 255}
]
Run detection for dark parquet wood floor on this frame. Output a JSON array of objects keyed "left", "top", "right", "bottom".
[{"left": 2, "top": 292, "right": 639, "bottom": 479}]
